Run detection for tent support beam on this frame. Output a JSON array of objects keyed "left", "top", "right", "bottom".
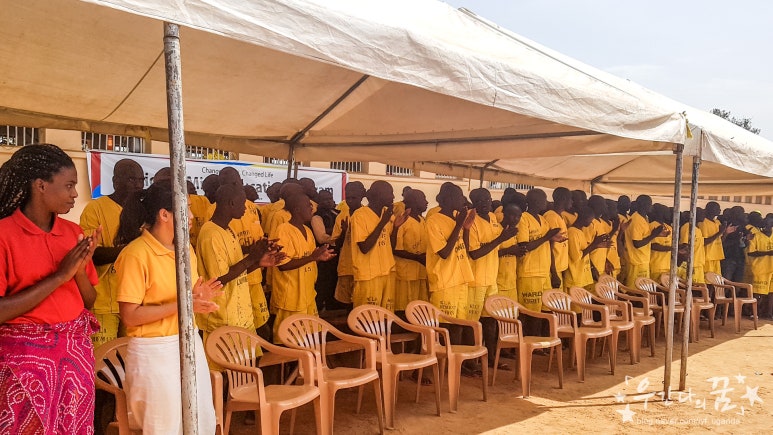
[
  {"left": 680, "top": 154, "right": 702, "bottom": 390},
  {"left": 663, "top": 143, "right": 684, "bottom": 399},
  {"left": 305, "top": 129, "right": 603, "bottom": 147},
  {"left": 480, "top": 159, "right": 498, "bottom": 187},
  {"left": 163, "top": 22, "right": 198, "bottom": 434}
]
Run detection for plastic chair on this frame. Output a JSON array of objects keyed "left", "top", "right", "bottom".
[
  {"left": 634, "top": 277, "right": 680, "bottom": 337},
  {"left": 405, "top": 300, "right": 488, "bottom": 411},
  {"left": 277, "top": 314, "right": 384, "bottom": 434},
  {"left": 570, "top": 287, "right": 635, "bottom": 373},
  {"left": 542, "top": 290, "right": 612, "bottom": 382},
  {"left": 595, "top": 282, "right": 656, "bottom": 363},
  {"left": 348, "top": 305, "right": 441, "bottom": 429},
  {"left": 661, "top": 274, "right": 716, "bottom": 341},
  {"left": 705, "top": 272, "right": 758, "bottom": 333},
  {"left": 597, "top": 274, "right": 635, "bottom": 293},
  {"left": 483, "top": 296, "right": 563, "bottom": 397},
  {"left": 205, "top": 326, "right": 322, "bottom": 435}
]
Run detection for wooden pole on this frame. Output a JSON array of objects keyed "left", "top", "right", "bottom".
[
  {"left": 163, "top": 22, "right": 199, "bottom": 434},
  {"left": 679, "top": 154, "right": 702, "bottom": 390},
  {"left": 663, "top": 143, "right": 683, "bottom": 398}
]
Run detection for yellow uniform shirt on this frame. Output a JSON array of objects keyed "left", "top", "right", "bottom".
[
  {"left": 188, "top": 194, "right": 212, "bottom": 248},
  {"left": 497, "top": 237, "right": 518, "bottom": 292},
  {"left": 561, "top": 210, "right": 578, "bottom": 228},
  {"left": 195, "top": 221, "right": 255, "bottom": 332},
  {"left": 516, "top": 212, "right": 551, "bottom": 278},
  {"left": 426, "top": 213, "right": 474, "bottom": 290},
  {"left": 748, "top": 230, "right": 773, "bottom": 277},
  {"left": 649, "top": 222, "right": 672, "bottom": 274},
  {"left": 543, "top": 210, "right": 569, "bottom": 273},
  {"left": 699, "top": 217, "right": 725, "bottom": 261},
  {"left": 271, "top": 223, "right": 318, "bottom": 311},
  {"left": 260, "top": 200, "right": 284, "bottom": 227},
  {"left": 80, "top": 196, "right": 122, "bottom": 315},
  {"left": 350, "top": 206, "right": 395, "bottom": 281},
  {"left": 426, "top": 206, "right": 441, "bottom": 219},
  {"left": 393, "top": 201, "right": 406, "bottom": 217},
  {"left": 115, "top": 230, "right": 200, "bottom": 337},
  {"left": 467, "top": 213, "right": 502, "bottom": 287},
  {"left": 394, "top": 216, "right": 427, "bottom": 281},
  {"left": 564, "top": 226, "right": 593, "bottom": 288},
  {"left": 679, "top": 223, "right": 705, "bottom": 269},
  {"left": 266, "top": 208, "right": 291, "bottom": 239},
  {"left": 331, "top": 208, "right": 354, "bottom": 276},
  {"left": 607, "top": 224, "right": 622, "bottom": 271},
  {"left": 624, "top": 212, "right": 651, "bottom": 266},
  {"left": 228, "top": 200, "right": 265, "bottom": 287},
  {"left": 589, "top": 218, "right": 611, "bottom": 274},
  {"left": 494, "top": 205, "right": 504, "bottom": 223}
]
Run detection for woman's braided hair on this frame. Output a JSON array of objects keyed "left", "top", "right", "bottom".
[{"left": 0, "top": 144, "right": 75, "bottom": 219}]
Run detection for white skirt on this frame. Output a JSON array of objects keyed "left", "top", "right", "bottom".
[{"left": 125, "top": 333, "right": 216, "bottom": 435}]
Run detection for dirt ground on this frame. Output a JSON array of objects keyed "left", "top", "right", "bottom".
[{"left": 231, "top": 316, "right": 773, "bottom": 434}]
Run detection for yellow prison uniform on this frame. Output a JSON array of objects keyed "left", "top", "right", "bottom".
[
  {"left": 392, "top": 201, "right": 406, "bottom": 218},
  {"left": 589, "top": 218, "right": 611, "bottom": 276},
  {"left": 188, "top": 194, "right": 212, "bottom": 249},
  {"left": 699, "top": 217, "right": 724, "bottom": 275},
  {"left": 607, "top": 224, "right": 622, "bottom": 279},
  {"left": 649, "top": 222, "right": 672, "bottom": 280},
  {"left": 679, "top": 223, "right": 706, "bottom": 284},
  {"left": 561, "top": 210, "right": 578, "bottom": 228},
  {"left": 426, "top": 206, "right": 441, "bottom": 219},
  {"left": 516, "top": 212, "right": 552, "bottom": 311},
  {"left": 271, "top": 222, "right": 319, "bottom": 340},
  {"left": 350, "top": 206, "right": 396, "bottom": 310},
  {"left": 747, "top": 229, "right": 773, "bottom": 295},
  {"left": 564, "top": 226, "right": 593, "bottom": 290},
  {"left": 331, "top": 207, "right": 355, "bottom": 303},
  {"left": 115, "top": 229, "right": 200, "bottom": 338},
  {"left": 497, "top": 236, "right": 518, "bottom": 300},
  {"left": 543, "top": 210, "right": 569, "bottom": 286},
  {"left": 494, "top": 205, "right": 504, "bottom": 223},
  {"left": 426, "top": 213, "right": 474, "bottom": 318},
  {"left": 624, "top": 212, "right": 652, "bottom": 288},
  {"left": 467, "top": 213, "right": 502, "bottom": 321},
  {"left": 394, "top": 215, "right": 428, "bottom": 311},
  {"left": 195, "top": 222, "right": 256, "bottom": 333},
  {"left": 80, "top": 195, "right": 122, "bottom": 346}
]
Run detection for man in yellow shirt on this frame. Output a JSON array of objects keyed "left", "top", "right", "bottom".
[
  {"left": 350, "top": 181, "right": 407, "bottom": 310},
  {"left": 258, "top": 182, "right": 282, "bottom": 225},
  {"left": 623, "top": 195, "right": 668, "bottom": 288},
  {"left": 497, "top": 204, "right": 525, "bottom": 301},
  {"left": 201, "top": 174, "right": 220, "bottom": 203},
  {"left": 392, "top": 186, "right": 412, "bottom": 217},
  {"left": 80, "top": 158, "right": 144, "bottom": 346},
  {"left": 564, "top": 207, "right": 604, "bottom": 290},
  {"left": 587, "top": 195, "right": 616, "bottom": 280},
  {"left": 545, "top": 187, "right": 571, "bottom": 289},
  {"left": 700, "top": 202, "right": 736, "bottom": 276},
  {"left": 649, "top": 203, "right": 673, "bottom": 280},
  {"left": 331, "top": 182, "right": 366, "bottom": 307},
  {"left": 272, "top": 193, "right": 335, "bottom": 340},
  {"left": 188, "top": 180, "right": 212, "bottom": 248},
  {"left": 605, "top": 199, "right": 625, "bottom": 279},
  {"left": 678, "top": 209, "right": 707, "bottom": 284},
  {"left": 393, "top": 189, "right": 429, "bottom": 318}
]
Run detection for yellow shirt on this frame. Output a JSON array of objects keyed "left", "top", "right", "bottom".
[
  {"left": 331, "top": 208, "right": 354, "bottom": 276},
  {"left": 394, "top": 216, "right": 427, "bottom": 281},
  {"left": 228, "top": 200, "right": 265, "bottom": 287},
  {"left": 516, "top": 212, "right": 551, "bottom": 278},
  {"left": 350, "top": 206, "right": 395, "bottom": 281},
  {"left": 748, "top": 229, "right": 773, "bottom": 274},
  {"left": 497, "top": 236, "right": 518, "bottom": 291},
  {"left": 426, "top": 206, "right": 441, "bottom": 219},
  {"left": 188, "top": 194, "right": 212, "bottom": 248},
  {"left": 426, "top": 213, "right": 474, "bottom": 290},
  {"left": 543, "top": 210, "right": 569, "bottom": 273},
  {"left": 561, "top": 210, "right": 578, "bottom": 227},
  {"left": 260, "top": 200, "right": 284, "bottom": 227},
  {"left": 607, "top": 224, "right": 622, "bottom": 270},
  {"left": 393, "top": 201, "right": 406, "bottom": 217},
  {"left": 266, "top": 208, "right": 291, "bottom": 239},
  {"left": 649, "top": 222, "right": 672, "bottom": 273},
  {"left": 699, "top": 218, "right": 725, "bottom": 261},
  {"left": 271, "top": 223, "right": 318, "bottom": 311},
  {"left": 195, "top": 221, "right": 254, "bottom": 332},
  {"left": 468, "top": 213, "right": 502, "bottom": 287},
  {"left": 624, "top": 212, "right": 651, "bottom": 266},
  {"left": 115, "top": 230, "right": 200, "bottom": 337},
  {"left": 564, "top": 226, "right": 593, "bottom": 288},
  {"left": 679, "top": 223, "right": 705, "bottom": 269},
  {"left": 494, "top": 205, "right": 504, "bottom": 223},
  {"left": 589, "top": 218, "right": 611, "bottom": 274},
  {"left": 80, "top": 196, "right": 122, "bottom": 315}
]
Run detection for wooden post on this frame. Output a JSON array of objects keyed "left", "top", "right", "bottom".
[
  {"left": 163, "top": 22, "right": 199, "bottom": 434},
  {"left": 679, "top": 154, "right": 702, "bottom": 390},
  {"left": 663, "top": 143, "right": 683, "bottom": 398}
]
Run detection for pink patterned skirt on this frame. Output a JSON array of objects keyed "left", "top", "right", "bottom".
[{"left": 0, "top": 310, "right": 99, "bottom": 435}]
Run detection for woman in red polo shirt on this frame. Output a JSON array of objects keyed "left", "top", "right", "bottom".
[{"left": 0, "top": 144, "right": 100, "bottom": 434}]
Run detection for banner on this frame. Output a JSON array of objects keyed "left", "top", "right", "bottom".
[{"left": 86, "top": 151, "right": 347, "bottom": 203}]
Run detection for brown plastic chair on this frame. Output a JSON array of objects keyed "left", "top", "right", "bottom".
[
  {"left": 661, "top": 274, "right": 716, "bottom": 341},
  {"left": 348, "top": 305, "right": 441, "bottom": 429},
  {"left": 570, "top": 287, "right": 635, "bottom": 373},
  {"left": 205, "top": 326, "right": 322, "bottom": 435},
  {"left": 705, "top": 272, "right": 758, "bottom": 333},
  {"left": 405, "top": 300, "right": 488, "bottom": 411},
  {"left": 277, "top": 314, "right": 384, "bottom": 434},
  {"left": 541, "top": 290, "right": 612, "bottom": 382},
  {"left": 595, "top": 282, "right": 656, "bottom": 363},
  {"left": 634, "top": 277, "right": 680, "bottom": 337},
  {"left": 484, "top": 296, "right": 563, "bottom": 397},
  {"left": 597, "top": 274, "right": 635, "bottom": 293}
]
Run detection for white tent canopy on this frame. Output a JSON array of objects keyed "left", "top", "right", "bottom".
[{"left": 0, "top": 0, "right": 771, "bottom": 194}]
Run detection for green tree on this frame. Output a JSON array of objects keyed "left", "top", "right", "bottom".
[{"left": 710, "top": 108, "right": 761, "bottom": 134}]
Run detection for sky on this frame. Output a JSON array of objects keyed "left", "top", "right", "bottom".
[{"left": 443, "top": 0, "right": 773, "bottom": 140}]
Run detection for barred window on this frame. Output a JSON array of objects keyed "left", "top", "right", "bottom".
[
  {"left": 386, "top": 164, "right": 413, "bottom": 177},
  {"left": 264, "top": 157, "right": 289, "bottom": 166},
  {"left": 435, "top": 173, "right": 459, "bottom": 180},
  {"left": 0, "top": 125, "right": 39, "bottom": 146},
  {"left": 82, "top": 132, "right": 145, "bottom": 153},
  {"left": 330, "top": 161, "right": 363, "bottom": 173},
  {"left": 185, "top": 145, "right": 236, "bottom": 160},
  {"left": 488, "top": 181, "right": 532, "bottom": 190}
]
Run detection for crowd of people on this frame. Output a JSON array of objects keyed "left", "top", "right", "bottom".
[{"left": 1, "top": 143, "right": 771, "bottom": 434}]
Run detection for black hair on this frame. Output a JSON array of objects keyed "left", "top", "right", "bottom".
[
  {"left": 0, "top": 143, "right": 75, "bottom": 219},
  {"left": 115, "top": 181, "right": 173, "bottom": 245}
]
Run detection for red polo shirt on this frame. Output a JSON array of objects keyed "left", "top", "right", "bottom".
[{"left": 0, "top": 208, "right": 98, "bottom": 324}]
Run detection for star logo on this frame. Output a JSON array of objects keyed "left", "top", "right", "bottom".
[
  {"left": 734, "top": 373, "right": 746, "bottom": 384},
  {"left": 740, "top": 386, "right": 763, "bottom": 407},
  {"left": 614, "top": 391, "right": 626, "bottom": 403},
  {"left": 617, "top": 404, "right": 636, "bottom": 423}
]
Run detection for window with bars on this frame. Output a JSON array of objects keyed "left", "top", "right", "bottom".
[
  {"left": 488, "top": 181, "right": 533, "bottom": 190},
  {"left": 434, "top": 173, "right": 459, "bottom": 180},
  {"left": 82, "top": 132, "right": 145, "bottom": 153},
  {"left": 185, "top": 145, "right": 236, "bottom": 160},
  {"left": 0, "top": 125, "right": 39, "bottom": 146},
  {"left": 264, "top": 157, "right": 289, "bottom": 166},
  {"left": 386, "top": 164, "right": 413, "bottom": 177},
  {"left": 330, "top": 161, "right": 363, "bottom": 173}
]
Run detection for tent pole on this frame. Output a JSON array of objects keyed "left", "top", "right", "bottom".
[
  {"left": 663, "top": 143, "right": 683, "bottom": 398},
  {"left": 286, "top": 143, "right": 295, "bottom": 179},
  {"left": 479, "top": 168, "right": 484, "bottom": 188},
  {"left": 679, "top": 155, "right": 701, "bottom": 389},
  {"left": 163, "top": 22, "right": 199, "bottom": 434}
]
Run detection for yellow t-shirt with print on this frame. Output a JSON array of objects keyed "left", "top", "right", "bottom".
[
  {"left": 624, "top": 212, "right": 651, "bottom": 266},
  {"left": 679, "top": 223, "right": 705, "bottom": 269},
  {"left": 649, "top": 222, "right": 672, "bottom": 274},
  {"left": 350, "top": 206, "right": 395, "bottom": 281},
  {"left": 116, "top": 230, "right": 200, "bottom": 337},
  {"left": 467, "top": 212, "right": 502, "bottom": 287},
  {"left": 271, "top": 223, "right": 318, "bottom": 311},
  {"left": 394, "top": 216, "right": 427, "bottom": 281},
  {"left": 80, "top": 196, "right": 122, "bottom": 315},
  {"left": 426, "top": 206, "right": 441, "bottom": 219},
  {"left": 564, "top": 226, "right": 593, "bottom": 288},
  {"left": 516, "top": 212, "right": 551, "bottom": 278},
  {"left": 227, "top": 200, "right": 265, "bottom": 288},
  {"left": 543, "top": 210, "right": 569, "bottom": 273},
  {"left": 561, "top": 210, "right": 578, "bottom": 228},
  {"left": 589, "top": 218, "right": 611, "bottom": 274},
  {"left": 699, "top": 218, "right": 725, "bottom": 262},
  {"left": 497, "top": 237, "right": 518, "bottom": 292},
  {"left": 331, "top": 208, "right": 354, "bottom": 276},
  {"left": 195, "top": 221, "right": 255, "bottom": 332},
  {"left": 426, "top": 213, "right": 474, "bottom": 291},
  {"left": 188, "top": 194, "right": 212, "bottom": 249}
]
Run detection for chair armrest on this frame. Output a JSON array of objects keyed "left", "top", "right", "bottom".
[
  {"left": 726, "top": 280, "right": 753, "bottom": 299},
  {"left": 488, "top": 312, "right": 523, "bottom": 336},
  {"left": 326, "top": 330, "right": 378, "bottom": 370},
  {"left": 594, "top": 295, "right": 630, "bottom": 320},
  {"left": 712, "top": 283, "right": 736, "bottom": 300},
  {"left": 572, "top": 300, "right": 610, "bottom": 328},
  {"left": 615, "top": 293, "right": 646, "bottom": 318},
  {"left": 439, "top": 314, "right": 483, "bottom": 346},
  {"left": 519, "top": 307, "right": 558, "bottom": 338},
  {"left": 393, "top": 317, "right": 437, "bottom": 354}
]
